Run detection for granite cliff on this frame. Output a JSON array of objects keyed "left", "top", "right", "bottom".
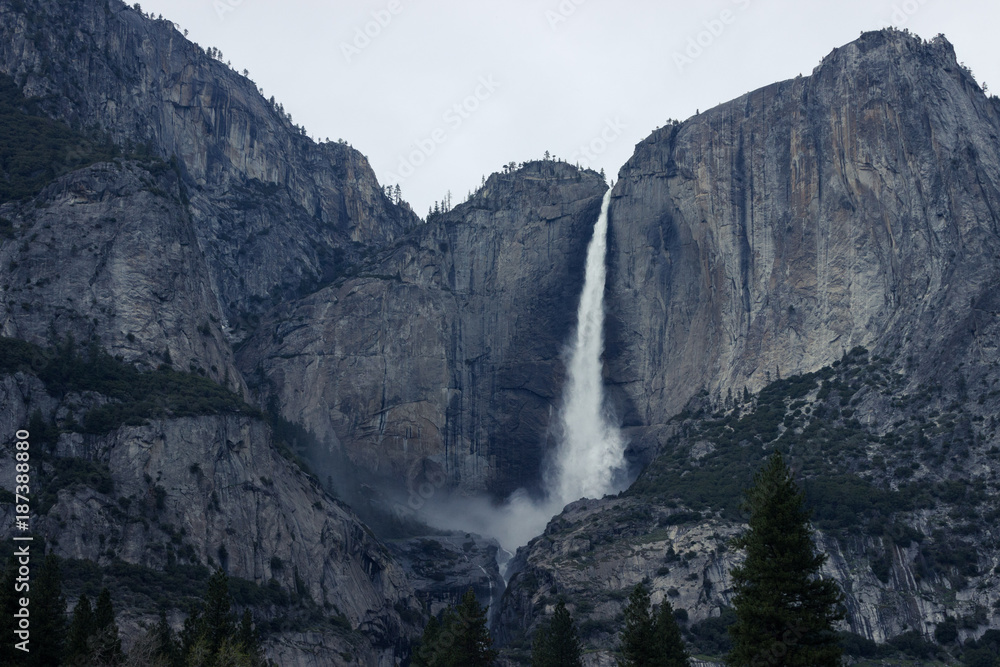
[
  {"left": 497, "top": 30, "right": 1000, "bottom": 665},
  {"left": 3, "top": 1, "right": 1000, "bottom": 663},
  {"left": 239, "top": 162, "right": 606, "bottom": 500},
  {"left": 0, "top": 0, "right": 425, "bottom": 662},
  {"left": 0, "top": 0, "right": 419, "bottom": 332},
  {"left": 606, "top": 29, "right": 1000, "bottom": 455}
]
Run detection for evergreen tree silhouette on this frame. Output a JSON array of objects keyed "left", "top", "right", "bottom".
[
  {"left": 66, "top": 593, "right": 96, "bottom": 663},
  {"left": 532, "top": 599, "right": 583, "bottom": 667},
  {"left": 727, "top": 451, "right": 844, "bottom": 667},
  {"left": 618, "top": 582, "right": 656, "bottom": 666},
  {"left": 653, "top": 599, "right": 690, "bottom": 667},
  {"left": 93, "top": 587, "right": 124, "bottom": 665},
  {"left": 412, "top": 588, "right": 496, "bottom": 666},
  {"left": 30, "top": 554, "right": 67, "bottom": 666}
]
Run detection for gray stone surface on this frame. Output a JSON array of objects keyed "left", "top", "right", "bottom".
[
  {"left": 4, "top": 5, "right": 1000, "bottom": 661},
  {"left": 240, "top": 162, "right": 606, "bottom": 498},
  {"left": 498, "top": 29, "right": 1000, "bottom": 658},
  {"left": 0, "top": 0, "right": 419, "bottom": 324},
  {"left": 606, "top": 30, "right": 1000, "bottom": 441}
]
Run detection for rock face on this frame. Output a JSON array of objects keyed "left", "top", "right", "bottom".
[
  {"left": 0, "top": 370, "right": 421, "bottom": 665},
  {"left": 0, "top": 0, "right": 419, "bottom": 325},
  {"left": 5, "top": 4, "right": 1000, "bottom": 663},
  {"left": 386, "top": 532, "right": 503, "bottom": 620},
  {"left": 496, "top": 30, "right": 1000, "bottom": 660},
  {"left": 606, "top": 30, "right": 1000, "bottom": 439},
  {"left": 240, "top": 162, "right": 606, "bottom": 497},
  {"left": 495, "top": 496, "right": 740, "bottom": 662},
  {"left": 0, "top": 0, "right": 426, "bottom": 662},
  {"left": 0, "top": 161, "right": 242, "bottom": 390}
]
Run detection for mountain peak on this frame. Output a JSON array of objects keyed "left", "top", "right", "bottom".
[{"left": 813, "top": 28, "right": 970, "bottom": 85}]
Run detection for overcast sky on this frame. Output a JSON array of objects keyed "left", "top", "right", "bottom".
[{"left": 136, "top": 0, "right": 1000, "bottom": 217}]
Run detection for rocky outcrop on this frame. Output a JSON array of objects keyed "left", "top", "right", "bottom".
[
  {"left": 386, "top": 532, "right": 503, "bottom": 619},
  {"left": 497, "top": 352, "right": 1000, "bottom": 659},
  {"left": 0, "top": 368, "right": 422, "bottom": 663},
  {"left": 500, "top": 494, "right": 1000, "bottom": 654},
  {"left": 241, "top": 162, "right": 607, "bottom": 497},
  {"left": 0, "top": 0, "right": 419, "bottom": 324},
  {"left": 606, "top": 30, "right": 1000, "bottom": 439},
  {"left": 0, "top": 161, "right": 242, "bottom": 390},
  {"left": 498, "top": 29, "right": 1000, "bottom": 661},
  {"left": 496, "top": 497, "right": 739, "bottom": 661}
]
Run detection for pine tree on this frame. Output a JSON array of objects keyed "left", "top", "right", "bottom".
[
  {"left": 93, "top": 587, "right": 124, "bottom": 665},
  {"left": 618, "top": 582, "right": 656, "bottom": 666},
  {"left": 238, "top": 608, "right": 266, "bottom": 665},
  {"left": 618, "top": 582, "right": 691, "bottom": 667},
  {"left": 152, "top": 608, "right": 181, "bottom": 667},
  {"left": 179, "top": 609, "right": 200, "bottom": 662},
  {"left": 178, "top": 569, "right": 265, "bottom": 666},
  {"left": 67, "top": 593, "right": 97, "bottom": 663},
  {"left": 30, "top": 553, "right": 67, "bottom": 666},
  {"left": 449, "top": 588, "right": 496, "bottom": 665},
  {"left": 414, "top": 588, "right": 496, "bottom": 666},
  {"left": 727, "top": 451, "right": 844, "bottom": 667},
  {"left": 532, "top": 600, "right": 583, "bottom": 667},
  {"left": 411, "top": 615, "right": 442, "bottom": 667},
  {"left": 653, "top": 600, "right": 690, "bottom": 667},
  {"left": 202, "top": 569, "right": 236, "bottom": 655}
]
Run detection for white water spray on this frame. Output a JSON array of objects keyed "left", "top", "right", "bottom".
[
  {"left": 550, "top": 188, "right": 626, "bottom": 504},
  {"left": 420, "top": 188, "right": 627, "bottom": 553}
]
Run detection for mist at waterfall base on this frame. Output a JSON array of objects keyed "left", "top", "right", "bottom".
[{"left": 422, "top": 189, "right": 629, "bottom": 552}]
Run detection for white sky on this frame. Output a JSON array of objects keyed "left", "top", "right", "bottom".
[{"left": 135, "top": 0, "right": 1000, "bottom": 217}]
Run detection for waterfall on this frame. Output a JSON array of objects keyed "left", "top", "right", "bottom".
[
  {"left": 420, "top": 187, "right": 627, "bottom": 553},
  {"left": 551, "top": 188, "right": 626, "bottom": 505}
]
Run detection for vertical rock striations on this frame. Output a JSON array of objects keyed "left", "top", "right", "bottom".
[
  {"left": 606, "top": 30, "right": 1000, "bottom": 439},
  {"left": 497, "top": 30, "right": 1000, "bottom": 660},
  {"left": 0, "top": 0, "right": 426, "bottom": 661},
  {"left": 0, "top": 0, "right": 420, "bottom": 324},
  {"left": 241, "top": 162, "right": 607, "bottom": 498}
]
